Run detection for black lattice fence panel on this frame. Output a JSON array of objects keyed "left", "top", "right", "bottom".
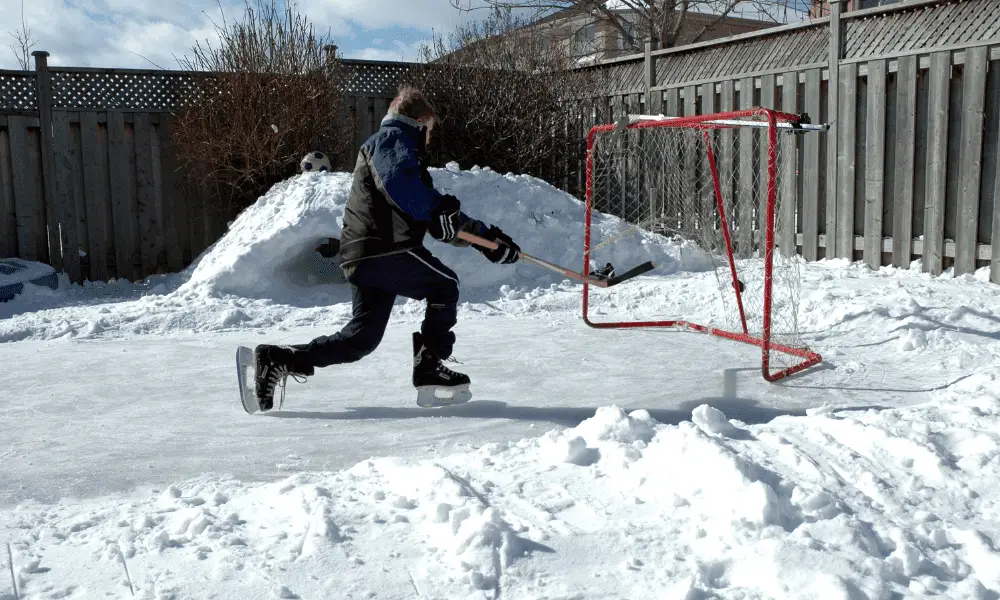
[
  {"left": 0, "top": 70, "right": 38, "bottom": 111},
  {"left": 342, "top": 60, "right": 419, "bottom": 95},
  {"left": 48, "top": 69, "right": 217, "bottom": 110}
]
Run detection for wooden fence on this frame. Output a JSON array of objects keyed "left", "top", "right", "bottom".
[
  {"left": 567, "top": 0, "right": 1000, "bottom": 283},
  {"left": 2, "top": 0, "right": 999, "bottom": 285},
  {"left": 0, "top": 56, "right": 413, "bottom": 284}
]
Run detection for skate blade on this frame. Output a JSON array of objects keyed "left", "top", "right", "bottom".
[
  {"left": 236, "top": 346, "right": 258, "bottom": 415},
  {"left": 416, "top": 384, "right": 472, "bottom": 408}
]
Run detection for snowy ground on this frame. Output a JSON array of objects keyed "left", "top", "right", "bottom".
[{"left": 2, "top": 167, "right": 1000, "bottom": 599}]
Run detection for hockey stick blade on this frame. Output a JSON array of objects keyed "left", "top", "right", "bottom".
[
  {"left": 456, "top": 231, "right": 653, "bottom": 288},
  {"left": 603, "top": 260, "right": 655, "bottom": 286}
]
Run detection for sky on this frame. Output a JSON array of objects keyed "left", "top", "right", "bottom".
[
  {"left": 0, "top": 0, "right": 812, "bottom": 72},
  {"left": 0, "top": 0, "right": 491, "bottom": 70}
]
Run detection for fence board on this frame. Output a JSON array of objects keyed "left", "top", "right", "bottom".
[
  {"left": 26, "top": 126, "right": 48, "bottom": 262},
  {"left": 648, "top": 87, "right": 663, "bottom": 115},
  {"left": 837, "top": 62, "right": 858, "bottom": 259},
  {"left": 993, "top": 132, "right": 1000, "bottom": 284},
  {"left": 719, "top": 80, "right": 736, "bottom": 250},
  {"left": 979, "top": 62, "right": 998, "bottom": 250},
  {"left": 780, "top": 71, "right": 797, "bottom": 257},
  {"left": 738, "top": 77, "right": 756, "bottom": 254},
  {"left": 80, "top": 111, "right": 109, "bottom": 281},
  {"left": 700, "top": 83, "right": 716, "bottom": 235},
  {"left": 802, "top": 69, "right": 822, "bottom": 260},
  {"left": 187, "top": 179, "right": 207, "bottom": 262},
  {"left": 133, "top": 114, "right": 157, "bottom": 276},
  {"left": 157, "top": 117, "right": 186, "bottom": 271},
  {"left": 204, "top": 183, "right": 225, "bottom": 249},
  {"left": 891, "top": 55, "right": 917, "bottom": 267},
  {"left": 758, "top": 75, "right": 776, "bottom": 238},
  {"left": 70, "top": 119, "right": 89, "bottom": 277},
  {"left": 52, "top": 111, "right": 81, "bottom": 282},
  {"left": 664, "top": 88, "right": 679, "bottom": 116},
  {"left": 107, "top": 111, "right": 135, "bottom": 281},
  {"left": 955, "top": 46, "right": 988, "bottom": 275},
  {"left": 923, "top": 51, "right": 951, "bottom": 275},
  {"left": 683, "top": 86, "right": 698, "bottom": 234},
  {"left": 151, "top": 119, "right": 164, "bottom": 268},
  {"left": 864, "top": 59, "right": 887, "bottom": 269},
  {"left": 0, "top": 128, "right": 15, "bottom": 257}
]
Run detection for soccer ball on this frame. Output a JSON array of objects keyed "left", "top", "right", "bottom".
[{"left": 300, "top": 151, "right": 331, "bottom": 173}]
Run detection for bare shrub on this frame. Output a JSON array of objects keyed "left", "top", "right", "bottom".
[
  {"left": 407, "top": 8, "right": 598, "bottom": 190},
  {"left": 171, "top": 0, "right": 351, "bottom": 215}
]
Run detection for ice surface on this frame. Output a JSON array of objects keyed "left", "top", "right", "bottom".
[{"left": 2, "top": 164, "right": 1000, "bottom": 598}]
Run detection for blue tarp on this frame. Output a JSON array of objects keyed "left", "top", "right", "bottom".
[{"left": 0, "top": 258, "right": 59, "bottom": 302}]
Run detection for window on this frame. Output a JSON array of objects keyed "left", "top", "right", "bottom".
[
  {"left": 617, "top": 19, "right": 637, "bottom": 51},
  {"left": 572, "top": 22, "right": 599, "bottom": 56}
]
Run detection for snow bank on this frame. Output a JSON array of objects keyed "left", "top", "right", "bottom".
[
  {"left": 5, "top": 375, "right": 1000, "bottom": 598},
  {"left": 177, "top": 163, "right": 711, "bottom": 302}
]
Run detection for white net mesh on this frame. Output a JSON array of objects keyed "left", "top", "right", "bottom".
[{"left": 584, "top": 111, "right": 817, "bottom": 379}]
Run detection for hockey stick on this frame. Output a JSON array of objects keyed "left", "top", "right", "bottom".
[
  {"left": 457, "top": 231, "right": 654, "bottom": 288},
  {"left": 7, "top": 542, "right": 18, "bottom": 600}
]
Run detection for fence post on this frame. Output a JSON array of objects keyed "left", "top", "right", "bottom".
[
  {"left": 324, "top": 44, "right": 338, "bottom": 64},
  {"left": 32, "top": 50, "right": 62, "bottom": 274},
  {"left": 644, "top": 38, "right": 659, "bottom": 114},
  {"left": 824, "top": 0, "right": 843, "bottom": 258}
]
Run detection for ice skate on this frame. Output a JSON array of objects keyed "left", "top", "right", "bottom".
[
  {"left": 412, "top": 332, "right": 473, "bottom": 408},
  {"left": 247, "top": 344, "right": 310, "bottom": 413}
]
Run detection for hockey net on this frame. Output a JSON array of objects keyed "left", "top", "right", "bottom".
[{"left": 583, "top": 108, "right": 822, "bottom": 382}]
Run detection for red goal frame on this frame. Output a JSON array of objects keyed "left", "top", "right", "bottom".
[{"left": 582, "top": 108, "right": 823, "bottom": 382}]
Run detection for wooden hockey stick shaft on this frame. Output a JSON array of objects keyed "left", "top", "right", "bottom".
[
  {"left": 456, "top": 231, "right": 653, "bottom": 288},
  {"left": 7, "top": 542, "right": 19, "bottom": 600}
]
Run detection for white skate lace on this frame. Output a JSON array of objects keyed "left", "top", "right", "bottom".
[
  {"left": 265, "top": 367, "right": 307, "bottom": 393},
  {"left": 265, "top": 366, "right": 288, "bottom": 396}
]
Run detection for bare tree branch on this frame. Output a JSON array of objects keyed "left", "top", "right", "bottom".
[
  {"left": 448, "top": 0, "right": 803, "bottom": 53},
  {"left": 7, "top": 0, "right": 37, "bottom": 70},
  {"left": 409, "top": 8, "right": 598, "bottom": 186},
  {"left": 170, "top": 0, "right": 351, "bottom": 217}
]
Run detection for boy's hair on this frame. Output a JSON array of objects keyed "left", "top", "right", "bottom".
[{"left": 389, "top": 84, "right": 436, "bottom": 122}]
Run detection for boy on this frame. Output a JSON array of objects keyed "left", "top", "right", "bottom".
[{"left": 251, "top": 85, "right": 521, "bottom": 411}]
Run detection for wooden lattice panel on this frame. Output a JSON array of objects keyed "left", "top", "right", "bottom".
[
  {"left": 656, "top": 25, "right": 828, "bottom": 87},
  {"left": 843, "top": 0, "right": 1000, "bottom": 59},
  {"left": 585, "top": 59, "right": 646, "bottom": 94},
  {"left": 0, "top": 70, "right": 38, "bottom": 111},
  {"left": 48, "top": 69, "right": 212, "bottom": 110},
  {"left": 342, "top": 61, "right": 417, "bottom": 95}
]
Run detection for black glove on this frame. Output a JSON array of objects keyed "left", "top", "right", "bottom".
[
  {"left": 479, "top": 225, "right": 520, "bottom": 264},
  {"left": 428, "top": 194, "right": 462, "bottom": 242}
]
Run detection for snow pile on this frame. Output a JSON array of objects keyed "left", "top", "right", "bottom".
[
  {"left": 1, "top": 163, "right": 716, "bottom": 341},
  {"left": 177, "top": 163, "right": 711, "bottom": 302},
  {"left": 5, "top": 378, "right": 1000, "bottom": 598}
]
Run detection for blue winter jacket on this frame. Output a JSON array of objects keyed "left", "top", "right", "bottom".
[{"left": 338, "top": 113, "right": 486, "bottom": 274}]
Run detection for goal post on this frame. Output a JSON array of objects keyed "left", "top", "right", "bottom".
[{"left": 582, "top": 108, "right": 826, "bottom": 382}]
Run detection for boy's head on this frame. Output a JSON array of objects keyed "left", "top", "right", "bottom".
[{"left": 390, "top": 84, "right": 437, "bottom": 133}]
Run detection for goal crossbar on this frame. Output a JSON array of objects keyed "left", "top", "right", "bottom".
[
  {"left": 582, "top": 107, "right": 824, "bottom": 382},
  {"left": 618, "top": 114, "right": 830, "bottom": 132}
]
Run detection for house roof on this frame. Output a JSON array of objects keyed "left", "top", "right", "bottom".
[{"left": 521, "top": 4, "right": 781, "bottom": 32}]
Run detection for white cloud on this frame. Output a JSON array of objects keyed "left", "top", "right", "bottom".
[
  {"left": 0, "top": 0, "right": 229, "bottom": 69},
  {"left": 310, "top": 0, "right": 487, "bottom": 31},
  {"left": 0, "top": 0, "right": 459, "bottom": 70},
  {"left": 344, "top": 40, "right": 429, "bottom": 62}
]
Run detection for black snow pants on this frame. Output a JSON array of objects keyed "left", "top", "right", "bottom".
[{"left": 297, "top": 246, "right": 460, "bottom": 369}]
